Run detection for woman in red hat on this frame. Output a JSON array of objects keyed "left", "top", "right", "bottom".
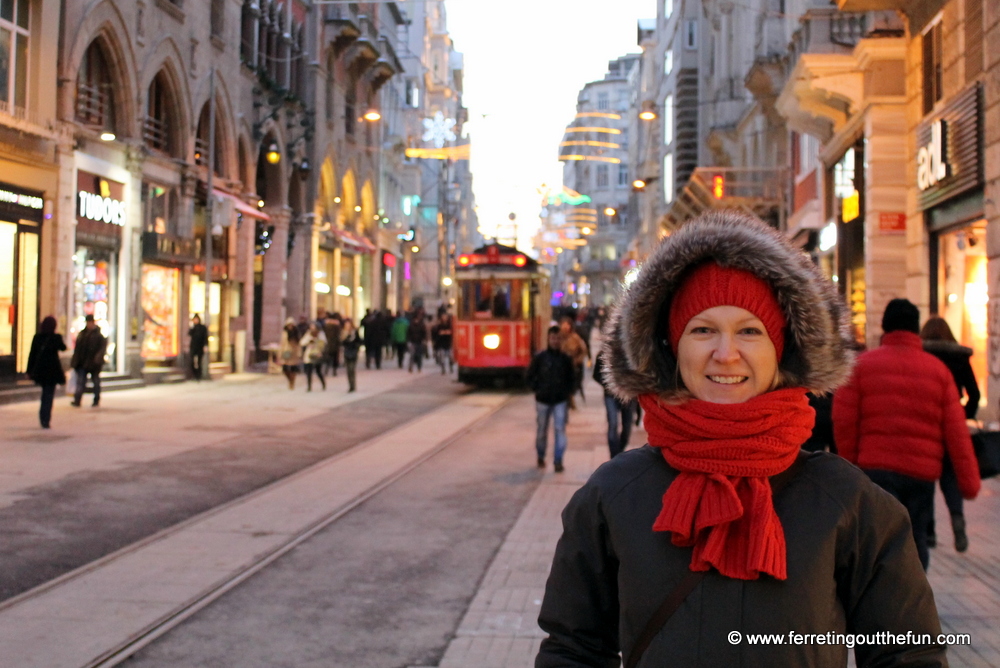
[{"left": 536, "top": 211, "right": 945, "bottom": 667}]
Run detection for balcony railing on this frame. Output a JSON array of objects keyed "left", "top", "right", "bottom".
[{"left": 143, "top": 116, "right": 169, "bottom": 152}]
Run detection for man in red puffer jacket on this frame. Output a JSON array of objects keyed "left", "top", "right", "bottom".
[{"left": 833, "top": 298, "right": 980, "bottom": 570}]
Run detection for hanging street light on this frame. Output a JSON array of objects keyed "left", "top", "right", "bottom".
[{"left": 265, "top": 143, "right": 281, "bottom": 164}]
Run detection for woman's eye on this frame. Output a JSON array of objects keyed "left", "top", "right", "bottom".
[
  {"left": 689, "top": 326, "right": 713, "bottom": 334},
  {"left": 739, "top": 327, "right": 763, "bottom": 335}
]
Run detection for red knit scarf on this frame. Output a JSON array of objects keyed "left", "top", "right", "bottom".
[{"left": 638, "top": 388, "right": 815, "bottom": 580}]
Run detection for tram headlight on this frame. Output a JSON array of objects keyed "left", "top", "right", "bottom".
[{"left": 483, "top": 334, "right": 501, "bottom": 350}]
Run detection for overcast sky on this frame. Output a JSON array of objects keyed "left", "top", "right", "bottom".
[{"left": 445, "top": 0, "right": 655, "bottom": 251}]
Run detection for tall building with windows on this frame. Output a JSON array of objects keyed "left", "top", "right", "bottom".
[
  {"left": 0, "top": 0, "right": 61, "bottom": 385},
  {"left": 554, "top": 54, "right": 639, "bottom": 308}
]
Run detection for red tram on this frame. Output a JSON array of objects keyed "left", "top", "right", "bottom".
[{"left": 454, "top": 243, "right": 551, "bottom": 384}]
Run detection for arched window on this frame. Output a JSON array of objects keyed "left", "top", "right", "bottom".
[
  {"left": 240, "top": 0, "right": 258, "bottom": 65},
  {"left": 76, "top": 41, "right": 117, "bottom": 134},
  {"left": 195, "top": 102, "right": 225, "bottom": 177},
  {"left": 325, "top": 51, "right": 336, "bottom": 123},
  {"left": 144, "top": 72, "right": 176, "bottom": 155},
  {"left": 211, "top": 0, "right": 225, "bottom": 38}
]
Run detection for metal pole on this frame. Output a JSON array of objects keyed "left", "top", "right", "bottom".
[{"left": 203, "top": 69, "right": 216, "bottom": 379}]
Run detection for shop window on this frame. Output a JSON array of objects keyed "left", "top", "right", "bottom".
[
  {"left": 922, "top": 21, "right": 943, "bottom": 115},
  {"left": 76, "top": 41, "right": 117, "bottom": 134},
  {"left": 72, "top": 246, "right": 116, "bottom": 371},
  {"left": 0, "top": 0, "right": 30, "bottom": 111},
  {"left": 141, "top": 264, "right": 179, "bottom": 359},
  {"left": 937, "top": 220, "right": 988, "bottom": 402},
  {"left": 145, "top": 72, "right": 176, "bottom": 155}
]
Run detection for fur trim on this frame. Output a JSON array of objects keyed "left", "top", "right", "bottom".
[{"left": 601, "top": 210, "right": 855, "bottom": 401}]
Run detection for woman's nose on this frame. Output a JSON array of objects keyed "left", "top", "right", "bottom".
[{"left": 712, "top": 334, "right": 741, "bottom": 363}]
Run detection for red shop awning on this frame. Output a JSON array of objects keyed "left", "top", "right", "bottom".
[
  {"left": 212, "top": 189, "right": 271, "bottom": 221},
  {"left": 335, "top": 228, "right": 376, "bottom": 254}
]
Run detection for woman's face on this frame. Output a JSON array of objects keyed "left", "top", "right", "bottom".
[{"left": 676, "top": 305, "right": 778, "bottom": 404}]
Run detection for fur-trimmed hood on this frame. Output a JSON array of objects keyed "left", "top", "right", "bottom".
[{"left": 602, "top": 210, "right": 855, "bottom": 401}]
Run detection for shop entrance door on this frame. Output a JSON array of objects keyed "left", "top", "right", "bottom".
[{"left": 0, "top": 220, "right": 40, "bottom": 381}]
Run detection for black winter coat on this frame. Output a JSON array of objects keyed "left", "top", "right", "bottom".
[
  {"left": 27, "top": 333, "right": 67, "bottom": 386},
  {"left": 923, "top": 340, "right": 980, "bottom": 420},
  {"left": 527, "top": 348, "right": 576, "bottom": 405},
  {"left": 537, "top": 448, "right": 945, "bottom": 668},
  {"left": 189, "top": 323, "right": 209, "bottom": 353},
  {"left": 71, "top": 327, "right": 107, "bottom": 372}
]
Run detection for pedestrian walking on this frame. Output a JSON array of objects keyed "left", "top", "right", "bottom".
[
  {"left": 361, "top": 309, "right": 382, "bottom": 370},
  {"left": 537, "top": 211, "right": 946, "bottom": 667},
  {"left": 70, "top": 314, "right": 107, "bottom": 407},
  {"left": 391, "top": 311, "right": 409, "bottom": 368},
  {"left": 278, "top": 317, "right": 302, "bottom": 390},
  {"left": 322, "top": 312, "right": 342, "bottom": 377},
  {"left": 920, "top": 315, "right": 980, "bottom": 553},
  {"left": 833, "top": 299, "right": 980, "bottom": 570},
  {"left": 558, "top": 315, "right": 587, "bottom": 408},
  {"left": 526, "top": 325, "right": 576, "bottom": 473},
  {"left": 432, "top": 312, "right": 454, "bottom": 374},
  {"left": 407, "top": 308, "right": 428, "bottom": 372},
  {"left": 188, "top": 314, "right": 209, "bottom": 381},
  {"left": 341, "top": 319, "right": 362, "bottom": 392},
  {"left": 593, "top": 350, "right": 634, "bottom": 458},
  {"left": 26, "top": 316, "right": 67, "bottom": 429},
  {"left": 300, "top": 322, "right": 327, "bottom": 391}
]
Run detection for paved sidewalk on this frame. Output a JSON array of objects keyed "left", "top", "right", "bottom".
[{"left": 420, "top": 377, "right": 641, "bottom": 668}]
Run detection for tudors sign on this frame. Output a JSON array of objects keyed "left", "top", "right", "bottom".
[
  {"left": 76, "top": 171, "right": 125, "bottom": 249},
  {"left": 916, "top": 83, "right": 982, "bottom": 212}
]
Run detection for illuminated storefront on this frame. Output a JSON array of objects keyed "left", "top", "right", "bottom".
[
  {"left": 829, "top": 142, "right": 866, "bottom": 345},
  {"left": 141, "top": 263, "right": 180, "bottom": 359},
  {"left": 921, "top": 84, "right": 987, "bottom": 405},
  {"left": 0, "top": 181, "right": 43, "bottom": 383},
  {"left": 73, "top": 170, "right": 126, "bottom": 372}
]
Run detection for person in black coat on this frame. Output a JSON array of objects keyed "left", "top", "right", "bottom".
[
  {"left": 593, "top": 351, "right": 635, "bottom": 458},
  {"left": 188, "top": 314, "right": 209, "bottom": 381},
  {"left": 70, "top": 314, "right": 107, "bottom": 407},
  {"left": 526, "top": 326, "right": 576, "bottom": 472},
  {"left": 920, "top": 316, "right": 979, "bottom": 553},
  {"left": 27, "top": 316, "right": 67, "bottom": 429}
]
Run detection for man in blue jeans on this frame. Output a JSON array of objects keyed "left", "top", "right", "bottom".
[
  {"left": 593, "top": 351, "right": 635, "bottom": 458},
  {"left": 526, "top": 326, "right": 576, "bottom": 472}
]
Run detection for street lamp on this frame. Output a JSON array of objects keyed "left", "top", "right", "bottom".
[
  {"left": 604, "top": 207, "right": 617, "bottom": 217},
  {"left": 632, "top": 179, "right": 647, "bottom": 190},
  {"left": 639, "top": 100, "right": 658, "bottom": 121},
  {"left": 265, "top": 143, "right": 281, "bottom": 164},
  {"left": 363, "top": 108, "right": 381, "bottom": 122}
]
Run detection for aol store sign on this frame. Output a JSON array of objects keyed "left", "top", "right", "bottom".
[
  {"left": 76, "top": 171, "right": 125, "bottom": 249},
  {"left": 916, "top": 83, "right": 982, "bottom": 213}
]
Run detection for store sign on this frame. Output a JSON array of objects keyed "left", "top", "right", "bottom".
[
  {"left": 0, "top": 187, "right": 42, "bottom": 210},
  {"left": 78, "top": 188, "right": 125, "bottom": 226},
  {"left": 916, "top": 83, "right": 982, "bottom": 212},
  {"left": 879, "top": 212, "right": 907, "bottom": 233},
  {"left": 916, "top": 120, "right": 949, "bottom": 191},
  {"left": 76, "top": 171, "right": 125, "bottom": 248},
  {"left": 841, "top": 190, "right": 860, "bottom": 223}
]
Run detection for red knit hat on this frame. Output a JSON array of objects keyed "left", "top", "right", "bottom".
[{"left": 668, "top": 262, "right": 786, "bottom": 359}]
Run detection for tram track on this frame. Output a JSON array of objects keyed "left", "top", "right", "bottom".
[{"left": 0, "top": 389, "right": 515, "bottom": 668}]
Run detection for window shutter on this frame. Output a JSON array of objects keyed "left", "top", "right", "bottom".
[{"left": 965, "top": 0, "right": 983, "bottom": 82}]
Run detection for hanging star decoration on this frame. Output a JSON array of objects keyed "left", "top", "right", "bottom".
[{"left": 422, "top": 111, "right": 457, "bottom": 149}]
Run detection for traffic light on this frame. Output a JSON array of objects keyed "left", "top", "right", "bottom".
[{"left": 712, "top": 175, "right": 725, "bottom": 200}]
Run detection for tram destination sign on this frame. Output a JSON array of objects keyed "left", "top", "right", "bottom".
[{"left": 916, "top": 83, "right": 982, "bottom": 212}]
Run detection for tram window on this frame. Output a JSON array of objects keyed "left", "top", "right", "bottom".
[{"left": 461, "top": 279, "right": 525, "bottom": 319}]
